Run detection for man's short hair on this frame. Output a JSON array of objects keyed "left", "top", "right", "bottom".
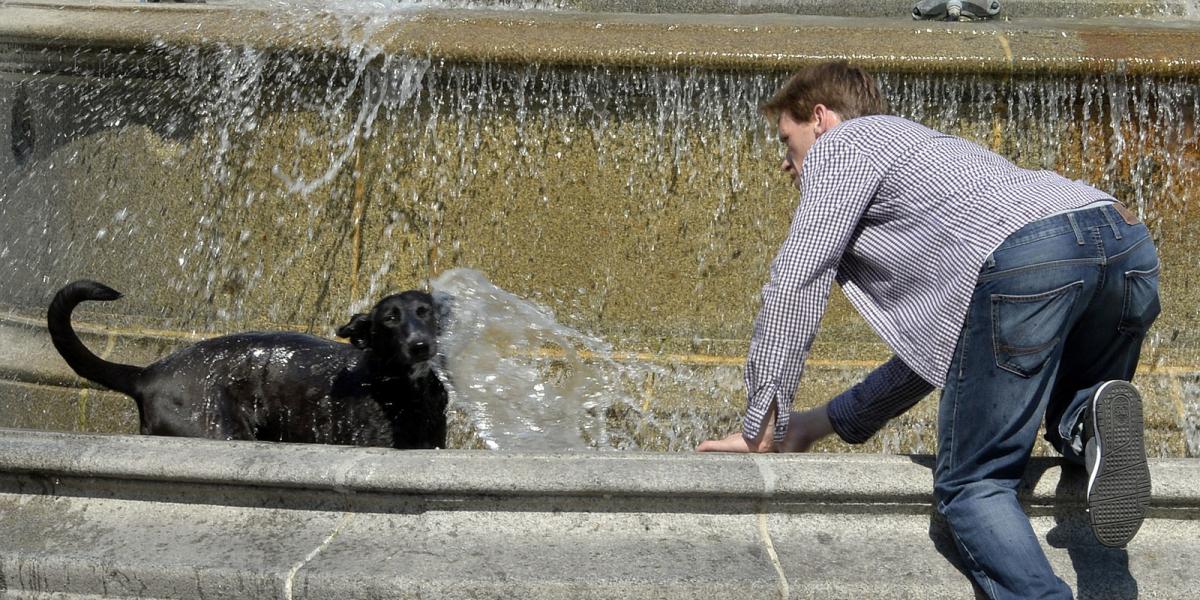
[{"left": 761, "top": 61, "right": 889, "bottom": 122}]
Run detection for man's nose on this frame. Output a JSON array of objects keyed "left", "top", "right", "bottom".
[{"left": 781, "top": 158, "right": 793, "bottom": 173}]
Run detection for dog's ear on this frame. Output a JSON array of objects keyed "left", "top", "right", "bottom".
[
  {"left": 336, "top": 313, "right": 372, "bottom": 349},
  {"left": 432, "top": 291, "right": 454, "bottom": 333}
]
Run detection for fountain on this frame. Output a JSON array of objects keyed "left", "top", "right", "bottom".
[
  {"left": 3, "top": 2, "right": 1198, "bottom": 454},
  {"left": 1, "top": 0, "right": 1199, "bottom": 597}
]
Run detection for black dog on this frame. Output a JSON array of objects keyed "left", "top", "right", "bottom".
[{"left": 47, "top": 280, "right": 449, "bottom": 449}]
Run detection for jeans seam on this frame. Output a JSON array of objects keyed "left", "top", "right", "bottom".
[
  {"left": 1086, "top": 228, "right": 1108, "bottom": 308},
  {"left": 1106, "top": 232, "right": 1153, "bottom": 265},
  {"left": 1118, "top": 264, "right": 1161, "bottom": 335},
  {"left": 977, "top": 257, "right": 1101, "bottom": 282},
  {"left": 946, "top": 299, "right": 975, "bottom": 474},
  {"left": 991, "top": 280, "right": 1085, "bottom": 302},
  {"left": 1120, "top": 272, "right": 1134, "bottom": 332},
  {"left": 947, "top": 525, "right": 999, "bottom": 598},
  {"left": 997, "top": 335, "right": 1062, "bottom": 357},
  {"left": 994, "top": 225, "right": 1077, "bottom": 251}
]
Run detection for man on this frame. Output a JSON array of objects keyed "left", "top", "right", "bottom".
[{"left": 698, "top": 61, "right": 1158, "bottom": 599}]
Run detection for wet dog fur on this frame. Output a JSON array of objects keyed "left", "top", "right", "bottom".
[{"left": 47, "top": 280, "right": 449, "bottom": 449}]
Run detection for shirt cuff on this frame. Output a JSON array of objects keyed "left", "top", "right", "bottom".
[{"left": 743, "top": 381, "right": 786, "bottom": 442}]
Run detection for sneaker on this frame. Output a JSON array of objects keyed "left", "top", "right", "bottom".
[{"left": 1084, "top": 380, "right": 1152, "bottom": 548}]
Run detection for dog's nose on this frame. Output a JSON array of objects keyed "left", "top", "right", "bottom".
[{"left": 408, "top": 340, "right": 432, "bottom": 360}]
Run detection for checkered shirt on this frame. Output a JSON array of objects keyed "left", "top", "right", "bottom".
[{"left": 744, "top": 115, "right": 1116, "bottom": 444}]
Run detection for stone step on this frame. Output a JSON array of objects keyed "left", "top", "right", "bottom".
[{"left": 1, "top": 428, "right": 1198, "bottom": 599}]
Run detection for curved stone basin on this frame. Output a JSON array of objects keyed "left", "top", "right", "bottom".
[
  {"left": 2, "top": 428, "right": 1199, "bottom": 598},
  {"left": 0, "top": 0, "right": 1198, "bottom": 454}
]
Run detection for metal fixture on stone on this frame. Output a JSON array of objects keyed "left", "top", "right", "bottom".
[{"left": 912, "top": 0, "right": 1001, "bottom": 20}]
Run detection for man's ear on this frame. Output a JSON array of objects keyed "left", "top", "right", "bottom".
[
  {"left": 432, "top": 291, "right": 454, "bottom": 334},
  {"left": 812, "top": 104, "right": 842, "bottom": 135},
  {"left": 335, "top": 313, "right": 372, "bottom": 349}
]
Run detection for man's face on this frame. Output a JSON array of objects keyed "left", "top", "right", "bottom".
[{"left": 777, "top": 111, "right": 820, "bottom": 191}]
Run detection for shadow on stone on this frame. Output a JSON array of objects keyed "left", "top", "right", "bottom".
[
  {"left": 910, "top": 454, "right": 1141, "bottom": 599},
  {"left": 909, "top": 454, "right": 989, "bottom": 598},
  {"left": 1046, "top": 463, "right": 1139, "bottom": 599}
]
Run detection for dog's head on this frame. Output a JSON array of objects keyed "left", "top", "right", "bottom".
[{"left": 337, "top": 291, "right": 451, "bottom": 369}]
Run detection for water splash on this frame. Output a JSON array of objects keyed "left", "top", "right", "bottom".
[
  {"left": 431, "top": 268, "right": 618, "bottom": 450},
  {"left": 430, "top": 268, "right": 753, "bottom": 451}
]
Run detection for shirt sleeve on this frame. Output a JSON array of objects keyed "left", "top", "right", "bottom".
[
  {"left": 825, "top": 355, "right": 934, "bottom": 444},
  {"left": 743, "top": 136, "right": 883, "bottom": 443}
]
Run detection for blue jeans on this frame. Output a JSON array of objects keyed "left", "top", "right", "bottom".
[{"left": 934, "top": 203, "right": 1160, "bottom": 599}]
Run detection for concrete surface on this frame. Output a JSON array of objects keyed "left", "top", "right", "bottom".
[{"left": 1, "top": 428, "right": 1198, "bottom": 598}]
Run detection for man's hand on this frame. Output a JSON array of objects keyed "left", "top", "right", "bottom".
[
  {"left": 696, "top": 430, "right": 774, "bottom": 453},
  {"left": 697, "top": 403, "right": 777, "bottom": 453},
  {"left": 776, "top": 405, "right": 835, "bottom": 452},
  {"left": 698, "top": 404, "right": 835, "bottom": 453}
]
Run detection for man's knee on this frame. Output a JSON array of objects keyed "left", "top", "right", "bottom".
[{"left": 935, "top": 476, "right": 1020, "bottom": 523}]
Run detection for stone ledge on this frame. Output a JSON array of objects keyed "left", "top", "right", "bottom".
[
  {"left": 1, "top": 429, "right": 1198, "bottom": 599},
  {"left": 10, "top": 0, "right": 1199, "bottom": 19},
  {"left": 2, "top": 1, "right": 1200, "bottom": 75},
  {"left": 3, "top": 429, "right": 1199, "bottom": 507},
  {"left": 564, "top": 0, "right": 1200, "bottom": 19}
]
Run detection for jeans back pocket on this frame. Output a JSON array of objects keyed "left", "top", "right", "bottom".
[
  {"left": 1119, "top": 264, "right": 1161, "bottom": 336},
  {"left": 991, "top": 280, "right": 1084, "bottom": 378}
]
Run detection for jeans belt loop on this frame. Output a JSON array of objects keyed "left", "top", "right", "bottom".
[
  {"left": 1067, "top": 212, "right": 1086, "bottom": 245},
  {"left": 1101, "top": 206, "right": 1123, "bottom": 240}
]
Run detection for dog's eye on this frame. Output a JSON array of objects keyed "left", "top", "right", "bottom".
[{"left": 415, "top": 306, "right": 431, "bottom": 318}]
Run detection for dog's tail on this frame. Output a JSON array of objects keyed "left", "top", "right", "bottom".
[{"left": 47, "top": 280, "right": 144, "bottom": 397}]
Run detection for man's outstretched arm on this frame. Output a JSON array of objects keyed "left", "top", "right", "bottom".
[{"left": 698, "top": 355, "right": 932, "bottom": 453}]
